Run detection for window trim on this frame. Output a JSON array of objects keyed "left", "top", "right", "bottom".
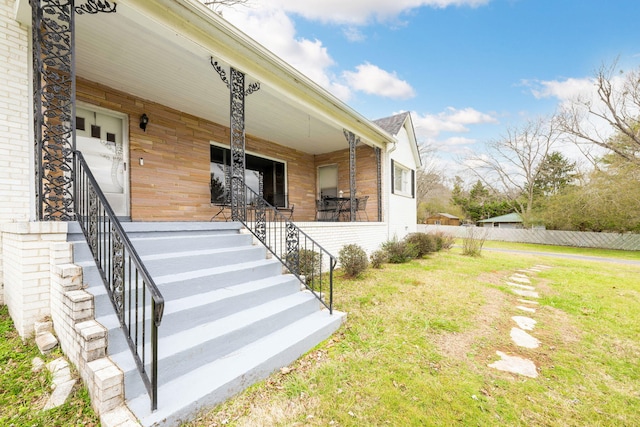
[
  {"left": 209, "top": 142, "right": 289, "bottom": 207},
  {"left": 391, "top": 159, "right": 415, "bottom": 198}
]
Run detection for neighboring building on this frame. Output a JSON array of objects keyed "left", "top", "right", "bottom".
[
  {"left": 478, "top": 213, "right": 524, "bottom": 229},
  {"left": 425, "top": 213, "right": 461, "bottom": 226},
  {"left": 1, "top": 0, "right": 420, "bottom": 424}
]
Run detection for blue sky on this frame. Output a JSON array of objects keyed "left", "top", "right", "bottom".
[{"left": 220, "top": 0, "right": 640, "bottom": 173}]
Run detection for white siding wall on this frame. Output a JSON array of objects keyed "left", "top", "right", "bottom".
[
  {"left": 387, "top": 126, "right": 418, "bottom": 240},
  {"left": 298, "top": 222, "right": 389, "bottom": 259}
]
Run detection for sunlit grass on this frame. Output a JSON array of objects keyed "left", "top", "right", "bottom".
[
  {"left": 0, "top": 306, "right": 99, "bottom": 426},
  {"left": 184, "top": 245, "right": 640, "bottom": 426}
]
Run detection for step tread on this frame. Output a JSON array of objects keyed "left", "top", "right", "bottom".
[
  {"left": 94, "top": 274, "right": 300, "bottom": 330},
  {"left": 128, "top": 309, "right": 345, "bottom": 426},
  {"left": 110, "top": 291, "right": 319, "bottom": 371},
  {"left": 153, "top": 258, "right": 279, "bottom": 285}
]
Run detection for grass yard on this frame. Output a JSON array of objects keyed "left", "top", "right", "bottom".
[
  {"left": 0, "top": 306, "right": 99, "bottom": 427},
  {"left": 185, "top": 246, "right": 640, "bottom": 426}
]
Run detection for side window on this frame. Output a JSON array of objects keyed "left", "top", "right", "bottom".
[{"left": 391, "top": 159, "right": 414, "bottom": 198}]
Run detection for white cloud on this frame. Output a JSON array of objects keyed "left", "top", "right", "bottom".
[
  {"left": 268, "top": 0, "right": 490, "bottom": 24},
  {"left": 525, "top": 77, "right": 595, "bottom": 103},
  {"left": 343, "top": 63, "right": 416, "bottom": 99},
  {"left": 223, "top": 5, "right": 353, "bottom": 100},
  {"left": 343, "top": 26, "right": 366, "bottom": 42},
  {"left": 412, "top": 107, "right": 498, "bottom": 138}
]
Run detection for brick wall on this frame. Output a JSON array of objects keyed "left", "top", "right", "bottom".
[
  {"left": 49, "top": 242, "right": 125, "bottom": 416},
  {"left": 0, "top": 0, "right": 32, "bottom": 305},
  {"left": 314, "top": 144, "right": 380, "bottom": 221},
  {"left": 1, "top": 222, "right": 67, "bottom": 337}
]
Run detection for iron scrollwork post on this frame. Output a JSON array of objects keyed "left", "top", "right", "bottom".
[
  {"left": 285, "top": 223, "right": 300, "bottom": 275},
  {"left": 32, "top": 0, "right": 117, "bottom": 221},
  {"left": 111, "top": 226, "right": 125, "bottom": 320},
  {"left": 343, "top": 129, "right": 360, "bottom": 222},
  {"left": 211, "top": 58, "right": 260, "bottom": 222},
  {"left": 32, "top": 0, "right": 76, "bottom": 220}
]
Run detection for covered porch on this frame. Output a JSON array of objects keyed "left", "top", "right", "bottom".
[{"left": 19, "top": 0, "right": 394, "bottom": 225}]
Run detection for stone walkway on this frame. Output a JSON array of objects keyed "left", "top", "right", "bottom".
[{"left": 488, "top": 265, "right": 552, "bottom": 378}]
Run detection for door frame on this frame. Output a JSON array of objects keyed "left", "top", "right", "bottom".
[{"left": 76, "top": 102, "right": 131, "bottom": 217}]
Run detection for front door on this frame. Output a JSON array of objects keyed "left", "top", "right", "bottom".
[{"left": 75, "top": 107, "right": 129, "bottom": 217}]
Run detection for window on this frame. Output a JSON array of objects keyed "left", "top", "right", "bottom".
[
  {"left": 210, "top": 145, "right": 287, "bottom": 207},
  {"left": 391, "top": 159, "right": 414, "bottom": 197}
]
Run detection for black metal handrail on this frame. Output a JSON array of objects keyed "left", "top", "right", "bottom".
[
  {"left": 73, "top": 151, "right": 164, "bottom": 411},
  {"left": 234, "top": 177, "right": 336, "bottom": 313}
]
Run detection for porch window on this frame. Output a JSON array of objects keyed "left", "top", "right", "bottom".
[
  {"left": 391, "top": 159, "right": 415, "bottom": 198},
  {"left": 210, "top": 145, "right": 287, "bottom": 207}
]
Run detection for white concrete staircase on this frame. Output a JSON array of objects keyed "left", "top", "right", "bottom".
[{"left": 68, "top": 221, "right": 345, "bottom": 426}]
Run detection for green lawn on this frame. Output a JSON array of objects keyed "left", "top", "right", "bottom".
[
  {"left": 186, "top": 245, "right": 640, "bottom": 426},
  {"left": 0, "top": 306, "right": 99, "bottom": 427}
]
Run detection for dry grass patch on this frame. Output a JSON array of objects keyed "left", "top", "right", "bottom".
[{"left": 183, "top": 249, "right": 640, "bottom": 426}]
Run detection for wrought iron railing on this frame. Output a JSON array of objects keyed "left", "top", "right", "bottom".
[
  {"left": 235, "top": 178, "right": 336, "bottom": 313},
  {"left": 73, "top": 151, "right": 164, "bottom": 411}
]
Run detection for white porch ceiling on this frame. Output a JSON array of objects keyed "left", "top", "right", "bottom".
[{"left": 63, "top": 0, "right": 392, "bottom": 155}]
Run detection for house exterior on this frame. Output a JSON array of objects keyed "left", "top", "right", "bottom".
[
  {"left": 0, "top": 0, "right": 420, "bottom": 424},
  {"left": 425, "top": 213, "right": 461, "bottom": 226},
  {"left": 478, "top": 212, "right": 524, "bottom": 229}
]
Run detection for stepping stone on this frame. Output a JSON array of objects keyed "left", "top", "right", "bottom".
[
  {"left": 516, "top": 269, "right": 531, "bottom": 274},
  {"left": 527, "top": 268, "right": 542, "bottom": 273},
  {"left": 516, "top": 305, "right": 536, "bottom": 313},
  {"left": 517, "top": 298, "right": 539, "bottom": 305},
  {"left": 488, "top": 351, "right": 538, "bottom": 378},
  {"left": 511, "top": 289, "right": 539, "bottom": 299},
  {"left": 535, "top": 265, "right": 552, "bottom": 269},
  {"left": 36, "top": 332, "right": 58, "bottom": 354},
  {"left": 44, "top": 358, "right": 76, "bottom": 410},
  {"left": 511, "top": 327, "right": 540, "bottom": 348},
  {"left": 512, "top": 316, "right": 536, "bottom": 331},
  {"left": 510, "top": 276, "right": 531, "bottom": 284},
  {"left": 506, "top": 281, "right": 535, "bottom": 291}
]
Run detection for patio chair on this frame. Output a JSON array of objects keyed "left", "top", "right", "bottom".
[{"left": 355, "top": 195, "right": 369, "bottom": 221}]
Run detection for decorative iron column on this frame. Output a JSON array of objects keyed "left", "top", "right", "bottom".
[
  {"left": 375, "top": 147, "right": 382, "bottom": 221},
  {"left": 32, "top": 0, "right": 76, "bottom": 220},
  {"left": 343, "top": 130, "right": 359, "bottom": 221},
  {"left": 211, "top": 59, "right": 260, "bottom": 222},
  {"left": 32, "top": 0, "right": 117, "bottom": 221}
]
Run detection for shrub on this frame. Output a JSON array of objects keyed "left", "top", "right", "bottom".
[
  {"left": 430, "top": 231, "right": 455, "bottom": 251},
  {"left": 286, "top": 248, "right": 321, "bottom": 284},
  {"left": 369, "top": 250, "right": 388, "bottom": 269},
  {"left": 338, "top": 244, "right": 369, "bottom": 277},
  {"left": 381, "top": 239, "right": 417, "bottom": 263},
  {"left": 461, "top": 226, "right": 487, "bottom": 257},
  {"left": 403, "top": 232, "right": 437, "bottom": 258}
]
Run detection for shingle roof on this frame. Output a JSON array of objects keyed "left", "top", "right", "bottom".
[
  {"left": 477, "top": 213, "right": 523, "bottom": 223},
  {"left": 373, "top": 112, "right": 409, "bottom": 136},
  {"left": 438, "top": 213, "right": 459, "bottom": 219}
]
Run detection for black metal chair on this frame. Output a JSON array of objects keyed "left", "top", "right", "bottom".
[{"left": 356, "top": 195, "right": 369, "bottom": 221}]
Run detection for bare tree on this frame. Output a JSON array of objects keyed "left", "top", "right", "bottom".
[
  {"left": 463, "top": 116, "right": 561, "bottom": 217},
  {"left": 415, "top": 142, "right": 443, "bottom": 202},
  {"left": 202, "top": 0, "right": 250, "bottom": 15},
  {"left": 557, "top": 61, "right": 640, "bottom": 164}
]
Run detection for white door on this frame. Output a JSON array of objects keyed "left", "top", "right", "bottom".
[{"left": 75, "top": 107, "right": 129, "bottom": 217}]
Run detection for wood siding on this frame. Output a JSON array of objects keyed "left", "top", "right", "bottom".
[{"left": 76, "top": 78, "right": 376, "bottom": 222}]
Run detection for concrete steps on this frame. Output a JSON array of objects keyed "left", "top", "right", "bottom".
[{"left": 68, "top": 221, "right": 344, "bottom": 426}]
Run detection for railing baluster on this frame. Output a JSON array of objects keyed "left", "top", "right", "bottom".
[
  {"left": 73, "top": 151, "right": 164, "bottom": 411},
  {"left": 231, "top": 177, "right": 335, "bottom": 313}
]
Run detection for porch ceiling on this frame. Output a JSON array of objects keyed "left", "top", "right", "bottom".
[{"left": 20, "top": 0, "right": 393, "bottom": 155}]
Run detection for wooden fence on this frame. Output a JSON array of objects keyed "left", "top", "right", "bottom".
[{"left": 418, "top": 225, "right": 640, "bottom": 251}]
